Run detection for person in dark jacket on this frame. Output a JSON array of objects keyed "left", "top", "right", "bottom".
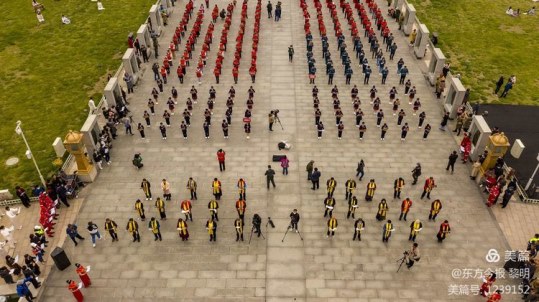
[
  {"left": 22, "top": 265, "right": 41, "bottom": 289},
  {"left": 446, "top": 151, "right": 458, "bottom": 173},
  {"left": 311, "top": 168, "right": 321, "bottom": 190},
  {"left": 0, "top": 266, "right": 14, "bottom": 284},
  {"left": 15, "top": 186, "right": 31, "bottom": 208},
  {"left": 66, "top": 224, "right": 85, "bottom": 246},
  {"left": 17, "top": 280, "right": 35, "bottom": 301},
  {"left": 56, "top": 184, "right": 70, "bottom": 207}
]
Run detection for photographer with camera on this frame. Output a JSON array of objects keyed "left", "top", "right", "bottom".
[
  {"left": 268, "top": 112, "right": 275, "bottom": 131},
  {"left": 406, "top": 243, "right": 420, "bottom": 269},
  {"left": 289, "top": 209, "right": 300, "bottom": 232},
  {"left": 270, "top": 109, "right": 283, "bottom": 130},
  {"left": 252, "top": 214, "right": 262, "bottom": 237},
  {"left": 282, "top": 209, "right": 303, "bottom": 242}
]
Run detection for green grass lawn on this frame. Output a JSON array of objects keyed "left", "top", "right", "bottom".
[
  {"left": 0, "top": 0, "right": 155, "bottom": 192},
  {"left": 408, "top": 0, "right": 539, "bottom": 105}
]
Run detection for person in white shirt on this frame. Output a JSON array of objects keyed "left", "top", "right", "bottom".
[
  {"left": 3, "top": 207, "right": 21, "bottom": 229},
  {"left": 506, "top": 6, "right": 515, "bottom": 16},
  {"left": 4, "top": 206, "right": 20, "bottom": 218},
  {"left": 0, "top": 226, "right": 16, "bottom": 248},
  {"left": 97, "top": 1, "right": 105, "bottom": 10},
  {"left": 36, "top": 9, "right": 45, "bottom": 22},
  {"left": 61, "top": 15, "right": 71, "bottom": 24},
  {"left": 510, "top": 75, "right": 517, "bottom": 84}
]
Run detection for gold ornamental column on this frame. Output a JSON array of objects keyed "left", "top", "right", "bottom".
[
  {"left": 480, "top": 132, "right": 511, "bottom": 175},
  {"left": 63, "top": 130, "right": 97, "bottom": 182}
]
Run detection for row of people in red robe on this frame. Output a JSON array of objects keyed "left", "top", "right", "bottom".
[
  {"left": 325, "top": 0, "right": 343, "bottom": 39},
  {"left": 299, "top": 0, "right": 311, "bottom": 35},
  {"left": 311, "top": 0, "right": 326, "bottom": 36},
  {"left": 176, "top": 5, "right": 205, "bottom": 83},
  {"left": 172, "top": 0, "right": 195, "bottom": 50},
  {"left": 364, "top": 0, "right": 391, "bottom": 43},
  {"left": 248, "top": 0, "right": 262, "bottom": 83},
  {"left": 195, "top": 19, "right": 216, "bottom": 82},
  {"left": 38, "top": 193, "right": 57, "bottom": 238},
  {"left": 165, "top": 0, "right": 195, "bottom": 83},
  {"left": 214, "top": 3, "right": 236, "bottom": 83},
  {"left": 341, "top": 0, "right": 359, "bottom": 38},
  {"left": 299, "top": 0, "right": 320, "bottom": 81},
  {"left": 356, "top": 0, "right": 374, "bottom": 39},
  {"left": 231, "top": 0, "right": 249, "bottom": 84},
  {"left": 313, "top": 0, "right": 327, "bottom": 41}
]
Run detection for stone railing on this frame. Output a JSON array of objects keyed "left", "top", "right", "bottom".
[
  {"left": 392, "top": 0, "right": 538, "bottom": 203},
  {"left": 0, "top": 197, "right": 39, "bottom": 207}
]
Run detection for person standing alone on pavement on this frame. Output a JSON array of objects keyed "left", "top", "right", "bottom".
[
  {"left": 268, "top": 112, "right": 275, "bottom": 131},
  {"left": 186, "top": 177, "right": 198, "bottom": 200},
  {"left": 280, "top": 156, "right": 289, "bottom": 175},
  {"left": 265, "top": 165, "right": 276, "bottom": 189},
  {"left": 217, "top": 149, "right": 226, "bottom": 172},
  {"left": 274, "top": 1, "right": 282, "bottom": 21},
  {"left": 267, "top": 1, "right": 273, "bottom": 18},
  {"left": 356, "top": 160, "right": 365, "bottom": 181},
  {"left": 288, "top": 45, "right": 294, "bottom": 62},
  {"left": 290, "top": 209, "right": 300, "bottom": 232},
  {"left": 311, "top": 168, "right": 321, "bottom": 190},
  {"left": 306, "top": 160, "right": 314, "bottom": 180},
  {"left": 411, "top": 163, "right": 421, "bottom": 185},
  {"left": 446, "top": 151, "right": 458, "bottom": 174}
]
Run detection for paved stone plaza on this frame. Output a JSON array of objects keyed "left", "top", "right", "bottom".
[{"left": 39, "top": 0, "right": 527, "bottom": 301}]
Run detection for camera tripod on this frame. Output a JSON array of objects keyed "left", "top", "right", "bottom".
[
  {"left": 248, "top": 225, "right": 264, "bottom": 244},
  {"left": 282, "top": 224, "right": 303, "bottom": 242},
  {"left": 275, "top": 116, "right": 284, "bottom": 130},
  {"left": 396, "top": 253, "right": 408, "bottom": 273}
]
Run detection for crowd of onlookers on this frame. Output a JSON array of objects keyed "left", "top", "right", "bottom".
[{"left": 506, "top": 6, "right": 536, "bottom": 17}]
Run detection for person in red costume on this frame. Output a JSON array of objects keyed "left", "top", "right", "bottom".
[
  {"left": 249, "top": 65, "right": 257, "bottom": 83},
  {"left": 214, "top": 67, "right": 220, "bottom": 84},
  {"left": 75, "top": 263, "right": 91, "bottom": 287},
  {"left": 212, "top": 5, "right": 218, "bottom": 22},
  {"left": 217, "top": 149, "right": 226, "bottom": 171},
  {"left": 487, "top": 289, "right": 502, "bottom": 302},
  {"left": 67, "top": 279, "right": 84, "bottom": 302},
  {"left": 487, "top": 184, "right": 501, "bottom": 207},
  {"left": 232, "top": 67, "right": 239, "bottom": 84},
  {"left": 460, "top": 133, "right": 472, "bottom": 163},
  {"left": 479, "top": 272, "right": 496, "bottom": 297}
]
